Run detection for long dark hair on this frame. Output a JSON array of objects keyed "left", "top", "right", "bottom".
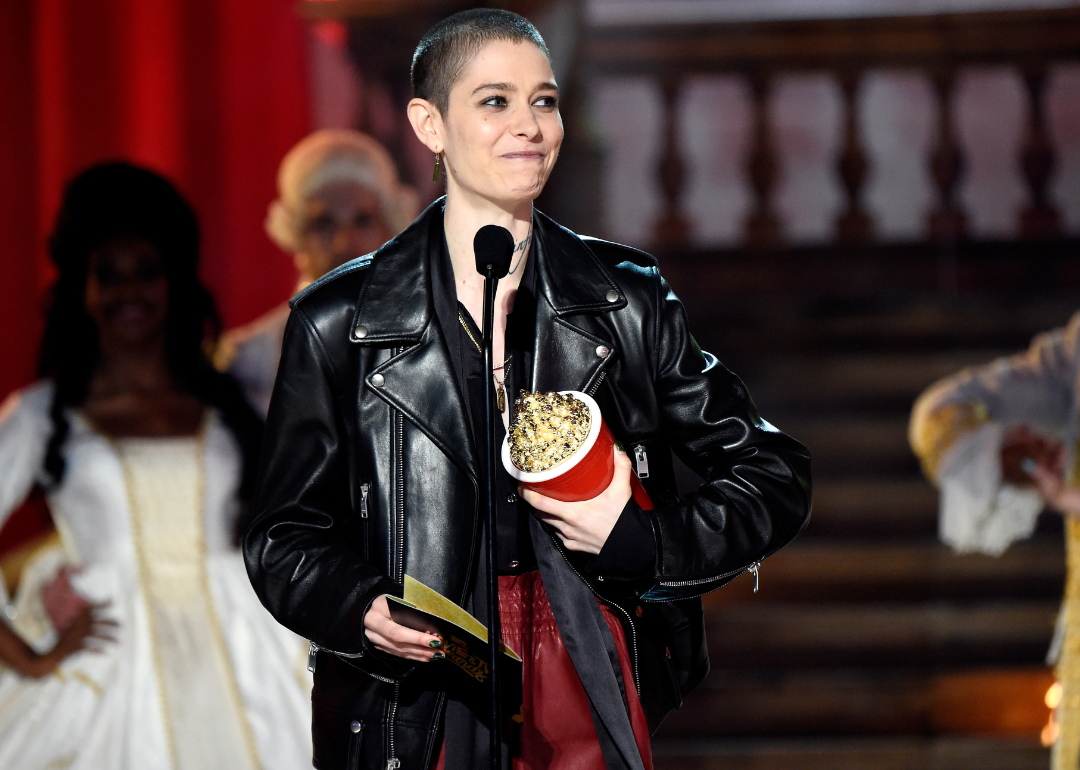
[{"left": 38, "top": 162, "right": 263, "bottom": 543}]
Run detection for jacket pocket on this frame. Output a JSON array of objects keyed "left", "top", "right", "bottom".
[{"left": 311, "top": 698, "right": 365, "bottom": 770}]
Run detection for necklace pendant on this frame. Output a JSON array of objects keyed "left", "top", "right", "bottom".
[{"left": 497, "top": 383, "right": 506, "bottom": 413}]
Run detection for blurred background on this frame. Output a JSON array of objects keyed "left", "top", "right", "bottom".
[{"left": 4, "top": 0, "right": 1080, "bottom": 767}]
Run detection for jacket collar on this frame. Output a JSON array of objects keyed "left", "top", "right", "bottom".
[
  {"left": 350, "top": 200, "right": 627, "bottom": 343},
  {"left": 530, "top": 209, "right": 626, "bottom": 317},
  {"left": 349, "top": 201, "right": 440, "bottom": 345}
]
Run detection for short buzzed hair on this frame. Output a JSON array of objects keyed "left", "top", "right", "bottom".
[{"left": 411, "top": 9, "right": 551, "bottom": 116}]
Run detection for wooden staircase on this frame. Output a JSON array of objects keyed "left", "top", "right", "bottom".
[{"left": 647, "top": 242, "right": 1080, "bottom": 769}]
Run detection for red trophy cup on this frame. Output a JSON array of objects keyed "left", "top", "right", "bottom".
[{"left": 502, "top": 391, "right": 652, "bottom": 510}]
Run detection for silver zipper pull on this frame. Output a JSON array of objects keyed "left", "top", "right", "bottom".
[
  {"left": 386, "top": 759, "right": 401, "bottom": 770},
  {"left": 307, "top": 642, "right": 318, "bottom": 673},
  {"left": 360, "top": 483, "right": 370, "bottom": 518},
  {"left": 633, "top": 444, "right": 650, "bottom": 479},
  {"left": 748, "top": 562, "right": 761, "bottom": 594}
]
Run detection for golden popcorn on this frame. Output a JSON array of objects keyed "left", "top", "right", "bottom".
[{"left": 508, "top": 391, "right": 592, "bottom": 473}]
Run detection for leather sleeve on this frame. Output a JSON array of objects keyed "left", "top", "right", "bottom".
[
  {"left": 243, "top": 308, "right": 397, "bottom": 655},
  {"left": 640, "top": 273, "right": 812, "bottom": 600}
]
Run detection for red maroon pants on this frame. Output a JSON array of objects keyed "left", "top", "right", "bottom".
[{"left": 436, "top": 571, "right": 653, "bottom": 770}]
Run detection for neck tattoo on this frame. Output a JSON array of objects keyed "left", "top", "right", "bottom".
[{"left": 507, "top": 225, "right": 532, "bottom": 275}]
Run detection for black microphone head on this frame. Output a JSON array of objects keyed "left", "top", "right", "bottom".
[{"left": 473, "top": 225, "right": 515, "bottom": 279}]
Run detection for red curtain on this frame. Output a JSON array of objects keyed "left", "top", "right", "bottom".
[{"left": 0, "top": 0, "right": 312, "bottom": 402}]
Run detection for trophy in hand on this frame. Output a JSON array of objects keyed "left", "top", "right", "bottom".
[{"left": 502, "top": 390, "right": 652, "bottom": 509}]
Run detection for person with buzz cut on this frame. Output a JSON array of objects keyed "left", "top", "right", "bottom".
[{"left": 245, "top": 9, "right": 812, "bottom": 770}]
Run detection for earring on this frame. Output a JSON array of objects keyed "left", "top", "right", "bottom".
[{"left": 432, "top": 152, "right": 441, "bottom": 182}]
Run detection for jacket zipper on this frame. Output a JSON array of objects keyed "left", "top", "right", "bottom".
[
  {"left": 586, "top": 370, "right": 606, "bottom": 396},
  {"left": 306, "top": 641, "right": 398, "bottom": 683},
  {"left": 360, "top": 482, "right": 371, "bottom": 518},
  {"left": 306, "top": 640, "right": 365, "bottom": 660},
  {"left": 360, "top": 482, "right": 371, "bottom": 560},
  {"left": 548, "top": 533, "right": 640, "bottom": 694},
  {"left": 632, "top": 443, "right": 649, "bottom": 478},
  {"left": 748, "top": 561, "right": 761, "bottom": 593},
  {"left": 651, "top": 559, "right": 763, "bottom": 602},
  {"left": 386, "top": 681, "right": 401, "bottom": 770},
  {"left": 394, "top": 408, "right": 405, "bottom": 583}
]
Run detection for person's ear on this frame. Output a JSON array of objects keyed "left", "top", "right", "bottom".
[{"left": 407, "top": 98, "right": 443, "bottom": 154}]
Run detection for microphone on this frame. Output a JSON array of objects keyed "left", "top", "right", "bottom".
[
  {"left": 472, "top": 221, "right": 516, "bottom": 770},
  {"left": 473, "top": 224, "right": 515, "bottom": 278}
]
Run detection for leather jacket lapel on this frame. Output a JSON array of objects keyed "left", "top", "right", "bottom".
[
  {"left": 352, "top": 205, "right": 478, "bottom": 482},
  {"left": 374, "top": 325, "right": 479, "bottom": 483},
  {"left": 530, "top": 212, "right": 625, "bottom": 395},
  {"left": 348, "top": 204, "right": 625, "bottom": 478}
]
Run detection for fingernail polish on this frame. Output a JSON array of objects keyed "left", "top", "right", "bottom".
[
  {"left": 431, "top": 652, "right": 445, "bottom": 661},
  {"left": 429, "top": 639, "right": 442, "bottom": 649}
]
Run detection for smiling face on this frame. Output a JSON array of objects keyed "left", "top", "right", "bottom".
[
  {"left": 84, "top": 234, "right": 169, "bottom": 352},
  {"left": 436, "top": 39, "right": 562, "bottom": 208}
]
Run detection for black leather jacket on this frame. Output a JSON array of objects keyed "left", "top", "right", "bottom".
[{"left": 245, "top": 202, "right": 812, "bottom": 770}]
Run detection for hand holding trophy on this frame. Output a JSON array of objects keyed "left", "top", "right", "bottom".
[{"left": 502, "top": 391, "right": 652, "bottom": 553}]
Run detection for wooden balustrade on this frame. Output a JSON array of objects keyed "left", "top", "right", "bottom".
[
  {"left": 744, "top": 73, "right": 781, "bottom": 249},
  {"left": 835, "top": 69, "right": 872, "bottom": 244},
  {"left": 653, "top": 76, "right": 690, "bottom": 249},
  {"left": 587, "top": 7, "right": 1080, "bottom": 248},
  {"left": 300, "top": 2, "right": 1080, "bottom": 248},
  {"left": 1020, "top": 66, "right": 1062, "bottom": 240},
  {"left": 928, "top": 68, "right": 967, "bottom": 243}
]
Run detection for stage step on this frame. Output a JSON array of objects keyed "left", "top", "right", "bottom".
[
  {"left": 704, "top": 600, "right": 1057, "bottom": 667},
  {"left": 747, "top": 349, "right": 1012, "bottom": 411},
  {"left": 683, "top": 293, "right": 1077, "bottom": 359},
  {"left": 803, "top": 478, "right": 938, "bottom": 537},
  {"left": 775, "top": 415, "right": 916, "bottom": 476},
  {"left": 655, "top": 666, "right": 1055, "bottom": 738},
  {"left": 652, "top": 736, "right": 1049, "bottom": 770},
  {"left": 708, "top": 538, "right": 1065, "bottom": 604}
]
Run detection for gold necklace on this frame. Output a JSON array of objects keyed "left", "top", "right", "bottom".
[{"left": 458, "top": 311, "right": 512, "bottom": 412}]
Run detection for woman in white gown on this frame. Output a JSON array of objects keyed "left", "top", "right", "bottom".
[{"left": 0, "top": 163, "right": 312, "bottom": 770}]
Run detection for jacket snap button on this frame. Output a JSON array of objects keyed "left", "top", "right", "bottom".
[
  {"left": 509, "top": 560, "right": 519, "bottom": 569},
  {"left": 350, "top": 720, "right": 362, "bottom": 733},
  {"left": 507, "top": 493, "right": 518, "bottom": 503},
  {"left": 605, "top": 290, "right": 619, "bottom": 303},
  {"left": 370, "top": 373, "right": 385, "bottom": 388},
  {"left": 354, "top": 325, "right": 368, "bottom": 339},
  {"left": 596, "top": 345, "right": 610, "bottom": 359},
  {"left": 635, "top": 605, "right": 643, "bottom": 618}
]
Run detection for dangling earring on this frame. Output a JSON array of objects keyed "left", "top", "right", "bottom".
[{"left": 433, "top": 152, "right": 442, "bottom": 182}]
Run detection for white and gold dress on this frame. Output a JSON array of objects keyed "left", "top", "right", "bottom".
[
  {"left": 910, "top": 312, "right": 1080, "bottom": 769},
  {"left": 0, "top": 381, "right": 311, "bottom": 770}
]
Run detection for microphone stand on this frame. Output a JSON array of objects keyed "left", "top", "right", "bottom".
[{"left": 480, "top": 264, "right": 504, "bottom": 770}]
